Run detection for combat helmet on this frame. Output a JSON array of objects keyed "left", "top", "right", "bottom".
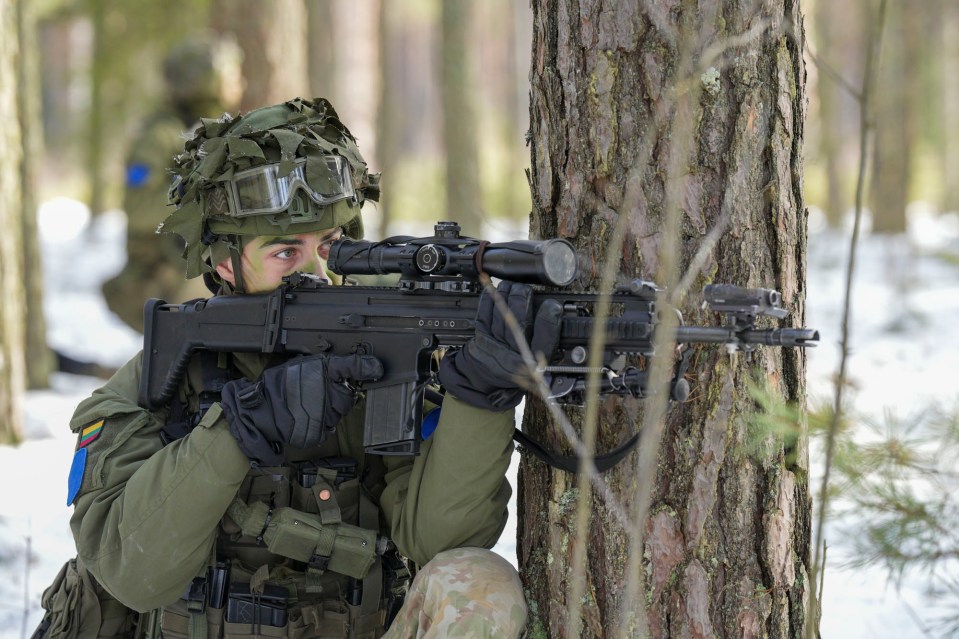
[{"left": 162, "top": 97, "right": 379, "bottom": 291}]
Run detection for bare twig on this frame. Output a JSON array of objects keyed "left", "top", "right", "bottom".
[
  {"left": 21, "top": 533, "right": 31, "bottom": 639},
  {"left": 807, "top": 1, "right": 889, "bottom": 638},
  {"left": 804, "top": 40, "right": 862, "bottom": 100}
]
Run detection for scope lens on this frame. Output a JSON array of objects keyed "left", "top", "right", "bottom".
[{"left": 542, "top": 240, "right": 578, "bottom": 286}]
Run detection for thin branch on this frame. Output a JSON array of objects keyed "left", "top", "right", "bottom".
[
  {"left": 804, "top": 40, "right": 862, "bottom": 100},
  {"left": 807, "top": 1, "right": 888, "bottom": 638}
]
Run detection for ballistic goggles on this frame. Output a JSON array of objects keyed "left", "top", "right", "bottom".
[{"left": 223, "top": 155, "right": 355, "bottom": 217}]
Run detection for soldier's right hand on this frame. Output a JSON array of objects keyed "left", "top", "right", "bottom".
[{"left": 220, "top": 354, "right": 384, "bottom": 465}]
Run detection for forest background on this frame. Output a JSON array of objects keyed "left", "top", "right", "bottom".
[{"left": 1, "top": 0, "right": 959, "bottom": 637}]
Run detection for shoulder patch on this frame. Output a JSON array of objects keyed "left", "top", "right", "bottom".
[
  {"left": 421, "top": 407, "right": 441, "bottom": 440},
  {"left": 67, "top": 447, "right": 87, "bottom": 506},
  {"left": 78, "top": 419, "right": 105, "bottom": 449},
  {"left": 126, "top": 163, "right": 151, "bottom": 188}
]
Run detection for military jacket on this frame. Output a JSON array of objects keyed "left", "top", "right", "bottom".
[{"left": 67, "top": 348, "right": 515, "bottom": 629}]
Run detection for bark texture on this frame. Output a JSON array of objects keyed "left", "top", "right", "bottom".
[{"left": 519, "top": 2, "right": 811, "bottom": 638}]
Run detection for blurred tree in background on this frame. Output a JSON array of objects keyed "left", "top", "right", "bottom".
[
  {"left": 29, "top": 0, "right": 535, "bottom": 236},
  {"left": 440, "top": 0, "right": 482, "bottom": 236},
  {"left": 210, "top": 0, "right": 308, "bottom": 112},
  {"left": 806, "top": 0, "right": 959, "bottom": 225},
  {"left": 19, "top": 0, "right": 959, "bottom": 244},
  {"left": 1, "top": 0, "right": 26, "bottom": 444}
]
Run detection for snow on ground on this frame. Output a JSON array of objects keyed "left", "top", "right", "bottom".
[{"left": 0, "top": 199, "right": 957, "bottom": 637}]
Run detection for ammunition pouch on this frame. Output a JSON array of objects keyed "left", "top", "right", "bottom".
[
  {"left": 228, "top": 500, "right": 379, "bottom": 580},
  {"left": 31, "top": 558, "right": 138, "bottom": 639},
  {"left": 158, "top": 454, "right": 406, "bottom": 638}
]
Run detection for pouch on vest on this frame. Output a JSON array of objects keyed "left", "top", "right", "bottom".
[{"left": 32, "top": 558, "right": 139, "bottom": 639}]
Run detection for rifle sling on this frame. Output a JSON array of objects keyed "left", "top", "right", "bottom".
[
  {"left": 428, "top": 388, "right": 637, "bottom": 473},
  {"left": 512, "top": 428, "right": 639, "bottom": 474}
]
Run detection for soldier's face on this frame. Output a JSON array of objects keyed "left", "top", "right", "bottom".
[{"left": 215, "top": 227, "right": 343, "bottom": 294}]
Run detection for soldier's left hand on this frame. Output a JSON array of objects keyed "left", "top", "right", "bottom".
[{"left": 438, "top": 281, "right": 562, "bottom": 411}]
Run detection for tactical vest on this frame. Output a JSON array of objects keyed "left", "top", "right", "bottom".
[{"left": 147, "top": 352, "right": 409, "bottom": 639}]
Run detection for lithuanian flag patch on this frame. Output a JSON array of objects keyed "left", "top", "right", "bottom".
[{"left": 78, "top": 419, "right": 104, "bottom": 448}]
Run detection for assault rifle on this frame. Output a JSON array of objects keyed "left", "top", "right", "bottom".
[{"left": 138, "top": 221, "right": 819, "bottom": 461}]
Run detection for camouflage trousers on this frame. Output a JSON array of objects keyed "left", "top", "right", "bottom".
[{"left": 385, "top": 548, "right": 527, "bottom": 639}]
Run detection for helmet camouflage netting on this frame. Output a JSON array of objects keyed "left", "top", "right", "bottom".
[{"left": 162, "top": 97, "right": 380, "bottom": 279}]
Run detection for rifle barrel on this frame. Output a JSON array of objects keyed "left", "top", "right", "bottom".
[{"left": 676, "top": 326, "right": 819, "bottom": 347}]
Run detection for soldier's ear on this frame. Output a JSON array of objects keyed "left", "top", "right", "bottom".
[{"left": 215, "top": 256, "right": 236, "bottom": 287}]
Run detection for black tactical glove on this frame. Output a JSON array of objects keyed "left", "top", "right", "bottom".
[
  {"left": 220, "top": 354, "right": 383, "bottom": 465},
  {"left": 438, "top": 281, "right": 563, "bottom": 411}
]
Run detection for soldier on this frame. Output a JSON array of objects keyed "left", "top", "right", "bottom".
[
  {"left": 102, "top": 33, "right": 243, "bottom": 332},
  {"left": 47, "top": 98, "right": 560, "bottom": 638}
]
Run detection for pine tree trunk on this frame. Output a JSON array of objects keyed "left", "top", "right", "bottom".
[
  {"left": 375, "top": 0, "right": 400, "bottom": 239},
  {"left": 17, "top": 0, "right": 52, "bottom": 389},
  {"left": 307, "top": 0, "right": 337, "bottom": 101},
  {"left": 870, "top": 1, "right": 912, "bottom": 235},
  {"left": 520, "top": 2, "right": 811, "bottom": 637},
  {"left": 943, "top": 0, "right": 959, "bottom": 213},
  {"left": 440, "top": 0, "right": 482, "bottom": 235},
  {"left": 88, "top": 0, "right": 107, "bottom": 216},
  {"left": 0, "top": 0, "right": 26, "bottom": 444},
  {"left": 814, "top": 0, "right": 845, "bottom": 228},
  {"left": 211, "top": 0, "right": 308, "bottom": 112}
]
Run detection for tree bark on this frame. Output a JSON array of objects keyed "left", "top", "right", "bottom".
[
  {"left": 0, "top": 0, "right": 26, "bottom": 444},
  {"left": 520, "top": 2, "right": 811, "bottom": 637}
]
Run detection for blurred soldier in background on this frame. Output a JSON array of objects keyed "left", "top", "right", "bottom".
[{"left": 102, "top": 33, "right": 243, "bottom": 331}]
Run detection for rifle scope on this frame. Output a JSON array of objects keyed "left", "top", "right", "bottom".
[{"left": 328, "top": 221, "right": 579, "bottom": 287}]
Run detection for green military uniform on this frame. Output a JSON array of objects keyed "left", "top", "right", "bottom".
[
  {"left": 45, "top": 96, "right": 531, "bottom": 638},
  {"left": 102, "top": 33, "right": 242, "bottom": 332},
  {"left": 66, "top": 347, "right": 525, "bottom": 637},
  {"left": 102, "top": 108, "right": 211, "bottom": 331}
]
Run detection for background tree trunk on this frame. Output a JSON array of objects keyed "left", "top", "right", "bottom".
[
  {"left": 1, "top": 0, "right": 26, "bottom": 444},
  {"left": 814, "top": 0, "right": 845, "bottom": 229},
  {"left": 87, "top": 0, "right": 106, "bottom": 215},
  {"left": 375, "top": 0, "right": 400, "bottom": 239},
  {"left": 17, "top": 0, "right": 52, "bottom": 389},
  {"left": 307, "top": 0, "right": 338, "bottom": 103},
  {"left": 440, "top": 0, "right": 482, "bottom": 235},
  {"left": 211, "top": 0, "right": 309, "bottom": 112},
  {"left": 943, "top": 0, "right": 959, "bottom": 213},
  {"left": 870, "top": 0, "right": 914, "bottom": 234},
  {"left": 520, "top": 2, "right": 811, "bottom": 637}
]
